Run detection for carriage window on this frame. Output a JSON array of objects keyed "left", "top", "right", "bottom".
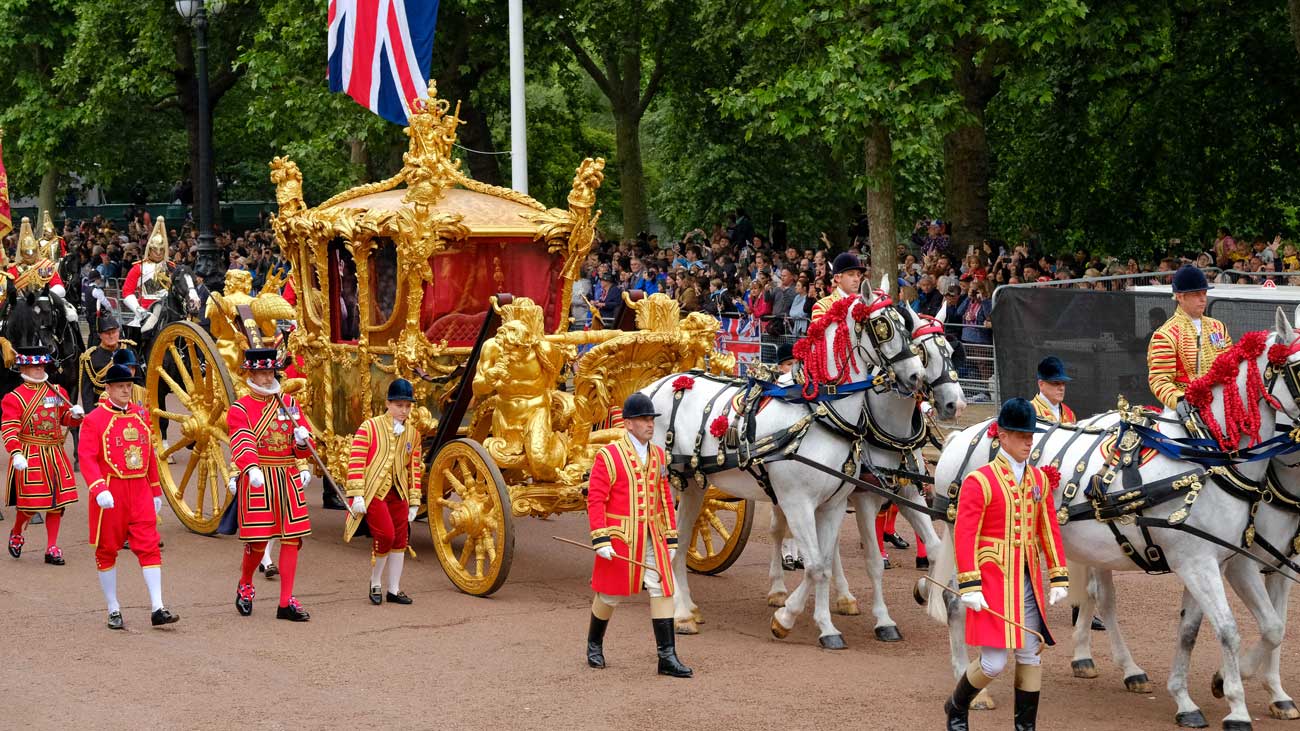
[
  {"left": 330, "top": 239, "right": 360, "bottom": 343},
  {"left": 370, "top": 238, "right": 399, "bottom": 326}
]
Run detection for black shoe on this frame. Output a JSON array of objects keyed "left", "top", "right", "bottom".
[
  {"left": 385, "top": 591, "right": 413, "bottom": 605},
  {"left": 884, "top": 533, "right": 910, "bottom": 550},
  {"left": 259, "top": 562, "right": 279, "bottom": 579},
  {"left": 587, "top": 613, "right": 609, "bottom": 668},
  {"left": 1091, "top": 616, "right": 1106, "bottom": 631},
  {"left": 44, "top": 547, "right": 65, "bottom": 565},
  {"left": 107, "top": 611, "right": 124, "bottom": 630},
  {"left": 236, "top": 582, "right": 254, "bottom": 616},
  {"left": 322, "top": 487, "right": 347, "bottom": 511},
  {"left": 652, "top": 617, "right": 692, "bottom": 678},
  {"left": 7, "top": 533, "right": 23, "bottom": 558},
  {"left": 916, "top": 555, "right": 930, "bottom": 570},
  {"left": 781, "top": 555, "right": 801, "bottom": 572},
  {"left": 276, "top": 597, "right": 310, "bottom": 622},
  {"left": 369, "top": 586, "right": 383, "bottom": 605},
  {"left": 1014, "top": 687, "right": 1041, "bottom": 731},
  {"left": 151, "top": 607, "right": 180, "bottom": 626},
  {"left": 882, "top": 556, "right": 893, "bottom": 570},
  {"left": 944, "top": 672, "right": 982, "bottom": 731}
]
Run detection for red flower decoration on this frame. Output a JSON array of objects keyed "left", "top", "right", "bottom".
[
  {"left": 1269, "top": 343, "right": 1290, "bottom": 366},
  {"left": 792, "top": 296, "right": 869, "bottom": 399},
  {"left": 709, "top": 414, "right": 729, "bottom": 438},
  {"left": 1183, "top": 330, "right": 1281, "bottom": 451},
  {"left": 1041, "top": 465, "right": 1061, "bottom": 491},
  {"left": 986, "top": 422, "right": 999, "bottom": 439},
  {"left": 672, "top": 376, "right": 696, "bottom": 392}
]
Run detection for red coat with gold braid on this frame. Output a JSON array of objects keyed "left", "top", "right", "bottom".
[
  {"left": 955, "top": 453, "right": 1069, "bottom": 649},
  {"left": 1147, "top": 307, "right": 1232, "bottom": 409},
  {"left": 77, "top": 398, "right": 162, "bottom": 541},
  {"left": 227, "top": 392, "right": 313, "bottom": 542},
  {"left": 2, "top": 380, "right": 81, "bottom": 512},
  {"left": 1030, "top": 394, "right": 1075, "bottom": 424},
  {"left": 587, "top": 436, "right": 678, "bottom": 596}
]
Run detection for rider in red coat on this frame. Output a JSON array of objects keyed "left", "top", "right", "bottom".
[
  {"left": 78, "top": 364, "right": 178, "bottom": 630},
  {"left": 944, "top": 398, "right": 1069, "bottom": 731},
  {"left": 584, "top": 393, "right": 691, "bottom": 678},
  {"left": 227, "top": 347, "right": 315, "bottom": 622},
  {"left": 4, "top": 346, "right": 83, "bottom": 565}
]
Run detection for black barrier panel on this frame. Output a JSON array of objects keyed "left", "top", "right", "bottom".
[{"left": 994, "top": 287, "right": 1300, "bottom": 419}]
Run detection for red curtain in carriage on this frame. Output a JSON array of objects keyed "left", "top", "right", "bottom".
[{"left": 419, "top": 240, "right": 565, "bottom": 347}]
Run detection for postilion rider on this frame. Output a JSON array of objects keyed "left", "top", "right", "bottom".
[
  {"left": 585, "top": 393, "right": 692, "bottom": 678},
  {"left": 943, "top": 397, "right": 1069, "bottom": 731},
  {"left": 5, "top": 345, "right": 84, "bottom": 565},
  {"left": 811, "top": 252, "right": 867, "bottom": 320},
  {"left": 1147, "top": 264, "right": 1232, "bottom": 416},
  {"left": 344, "top": 378, "right": 423, "bottom": 606}
]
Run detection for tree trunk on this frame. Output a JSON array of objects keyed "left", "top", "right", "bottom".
[
  {"left": 943, "top": 39, "right": 1000, "bottom": 256},
  {"left": 349, "top": 138, "right": 369, "bottom": 182},
  {"left": 614, "top": 110, "right": 646, "bottom": 238},
  {"left": 1290, "top": 0, "right": 1300, "bottom": 60},
  {"left": 456, "top": 98, "right": 504, "bottom": 187},
  {"left": 38, "top": 168, "right": 58, "bottom": 227},
  {"left": 865, "top": 124, "right": 898, "bottom": 299}
]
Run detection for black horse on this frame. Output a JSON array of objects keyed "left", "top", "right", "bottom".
[
  {"left": 125, "top": 263, "right": 203, "bottom": 445},
  {"left": 1, "top": 285, "right": 85, "bottom": 403}
]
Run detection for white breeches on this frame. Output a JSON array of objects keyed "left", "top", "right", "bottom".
[
  {"left": 978, "top": 570, "right": 1044, "bottom": 676},
  {"left": 597, "top": 545, "right": 664, "bottom": 606}
]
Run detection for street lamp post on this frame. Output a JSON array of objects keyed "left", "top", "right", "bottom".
[{"left": 175, "top": 0, "right": 223, "bottom": 284}]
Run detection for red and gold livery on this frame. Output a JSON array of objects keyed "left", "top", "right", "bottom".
[
  {"left": 78, "top": 398, "right": 163, "bottom": 570},
  {"left": 2, "top": 380, "right": 80, "bottom": 511},
  {"left": 586, "top": 436, "right": 678, "bottom": 596},
  {"left": 1030, "top": 394, "right": 1075, "bottom": 425},
  {"left": 1147, "top": 308, "right": 1232, "bottom": 410},
  {"left": 228, "top": 392, "right": 314, "bottom": 541}
]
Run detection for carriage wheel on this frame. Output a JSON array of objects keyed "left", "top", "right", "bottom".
[
  {"left": 687, "top": 486, "right": 754, "bottom": 575},
  {"left": 146, "top": 321, "right": 236, "bottom": 535},
  {"left": 427, "top": 438, "right": 515, "bottom": 596}
]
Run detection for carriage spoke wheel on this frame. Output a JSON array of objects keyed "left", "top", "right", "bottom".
[
  {"left": 687, "top": 486, "right": 754, "bottom": 575},
  {"left": 146, "top": 321, "right": 236, "bottom": 535},
  {"left": 428, "top": 439, "right": 514, "bottom": 596}
]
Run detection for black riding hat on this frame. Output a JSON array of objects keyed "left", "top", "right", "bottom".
[
  {"left": 104, "top": 364, "right": 136, "bottom": 384},
  {"left": 387, "top": 378, "right": 415, "bottom": 402},
  {"left": 997, "top": 397, "right": 1047, "bottom": 433},
  {"left": 1036, "top": 355, "right": 1071, "bottom": 383},
  {"left": 623, "top": 393, "right": 660, "bottom": 420},
  {"left": 777, "top": 342, "right": 795, "bottom": 365},
  {"left": 1172, "top": 264, "right": 1212, "bottom": 294},
  {"left": 112, "top": 348, "right": 139, "bottom": 369},
  {"left": 831, "top": 252, "right": 866, "bottom": 276}
]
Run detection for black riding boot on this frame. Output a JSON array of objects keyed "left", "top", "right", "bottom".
[
  {"left": 1014, "top": 688, "right": 1041, "bottom": 731},
  {"left": 943, "top": 672, "right": 984, "bottom": 731},
  {"left": 652, "top": 617, "right": 692, "bottom": 678},
  {"left": 587, "top": 613, "right": 608, "bottom": 668}
]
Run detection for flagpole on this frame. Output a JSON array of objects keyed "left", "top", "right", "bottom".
[{"left": 507, "top": 0, "right": 528, "bottom": 194}]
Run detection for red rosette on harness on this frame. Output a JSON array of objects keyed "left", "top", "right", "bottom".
[
  {"left": 709, "top": 414, "right": 729, "bottom": 438},
  {"left": 672, "top": 376, "right": 695, "bottom": 392}
]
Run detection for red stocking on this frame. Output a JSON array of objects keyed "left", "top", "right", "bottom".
[
  {"left": 278, "top": 541, "right": 300, "bottom": 607},
  {"left": 884, "top": 503, "right": 899, "bottom": 535},
  {"left": 240, "top": 542, "right": 264, "bottom": 585},
  {"left": 10, "top": 510, "right": 31, "bottom": 536},
  {"left": 43, "top": 510, "right": 61, "bottom": 549},
  {"left": 875, "top": 511, "right": 887, "bottom": 554}
]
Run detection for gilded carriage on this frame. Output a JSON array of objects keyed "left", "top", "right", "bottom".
[{"left": 147, "top": 86, "right": 752, "bottom": 594}]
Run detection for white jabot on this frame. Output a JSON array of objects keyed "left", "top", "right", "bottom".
[
  {"left": 628, "top": 432, "right": 649, "bottom": 461},
  {"left": 1039, "top": 393, "right": 1061, "bottom": 419},
  {"left": 836, "top": 287, "right": 854, "bottom": 300},
  {"left": 1192, "top": 318, "right": 1203, "bottom": 335},
  {"left": 999, "top": 448, "right": 1027, "bottom": 485}
]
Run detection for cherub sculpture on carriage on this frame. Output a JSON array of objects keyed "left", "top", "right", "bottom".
[{"left": 147, "top": 84, "right": 755, "bottom": 594}]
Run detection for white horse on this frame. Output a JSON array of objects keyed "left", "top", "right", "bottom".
[
  {"left": 654, "top": 276, "right": 926, "bottom": 648},
  {"left": 924, "top": 310, "right": 1300, "bottom": 731},
  {"left": 766, "top": 304, "right": 967, "bottom": 641}
]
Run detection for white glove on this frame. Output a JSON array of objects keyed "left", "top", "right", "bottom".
[
  {"left": 1049, "top": 586, "right": 1068, "bottom": 606},
  {"left": 10, "top": 453, "right": 26, "bottom": 471},
  {"left": 123, "top": 293, "right": 144, "bottom": 315},
  {"left": 920, "top": 400, "right": 934, "bottom": 415},
  {"left": 408, "top": 505, "right": 419, "bottom": 523},
  {"left": 595, "top": 545, "right": 615, "bottom": 561},
  {"left": 247, "top": 466, "right": 265, "bottom": 489},
  {"left": 298, "top": 469, "right": 312, "bottom": 486},
  {"left": 63, "top": 302, "right": 79, "bottom": 323},
  {"left": 153, "top": 496, "right": 162, "bottom": 515},
  {"left": 349, "top": 496, "right": 367, "bottom": 515},
  {"left": 669, "top": 548, "right": 677, "bottom": 563},
  {"left": 393, "top": 423, "right": 406, "bottom": 436},
  {"left": 228, "top": 475, "right": 238, "bottom": 495},
  {"left": 96, "top": 491, "right": 115, "bottom": 509},
  {"left": 293, "top": 425, "right": 310, "bottom": 446},
  {"left": 70, "top": 404, "right": 85, "bottom": 418},
  {"left": 961, "top": 590, "right": 990, "bottom": 612}
]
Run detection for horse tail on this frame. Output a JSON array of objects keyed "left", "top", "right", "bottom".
[{"left": 925, "top": 526, "right": 957, "bottom": 625}]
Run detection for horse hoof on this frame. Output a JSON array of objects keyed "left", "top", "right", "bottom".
[
  {"left": 970, "top": 688, "right": 996, "bottom": 711},
  {"left": 1222, "top": 720, "right": 1253, "bottom": 731},
  {"left": 1211, "top": 672, "right": 1225, "bottom": 699},
  {"left": 1124, "top": 673, "right": 1152, "bottom": 693},
  {"left": 674, "top": 618, "right": 699, "bottom": 635},
  {"left": 912, "top": 580, "right": 927, "bottom": 606},
  {"left": 767, "top": 592, "right": 788, "bottom": 607},
  {"left": 1269, "top": 701, "right": 1300, "bottom": 720},
  {"left": 833, "top": 597, "right": 860, "bottom": 616},
  {"left": 1071, "top": 659, "right": 1100, "bottom": 679},
  {"left": 819, "top": 634, "right": 847, "bottom": 650},
  {"left": 874, "top": 625, "right": 903, "bottom": 642},
  {"left": 691, "top": 607, "right": 705, "bottom": 624},
  {"left": 770, "top": 616, "right": 791, "bottom": 640},
  {"left": 1175, "top": 710, "right": 1208, "bottom": 728}
]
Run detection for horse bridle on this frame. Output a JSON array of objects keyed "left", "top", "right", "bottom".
[
  {"left": 852, "top": 291, "right": 917, "bottom": 381},
  {"left": 908, "top": 311, "right": 959, "bottom": 394}
]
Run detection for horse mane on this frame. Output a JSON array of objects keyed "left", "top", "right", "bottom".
[{"left": 1184, "top": 330, "right": 1281, "bottom": 449}]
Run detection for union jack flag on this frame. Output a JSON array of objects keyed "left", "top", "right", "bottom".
[{"left": 327, "top": 0, "right": 440, "bottom": 126}]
